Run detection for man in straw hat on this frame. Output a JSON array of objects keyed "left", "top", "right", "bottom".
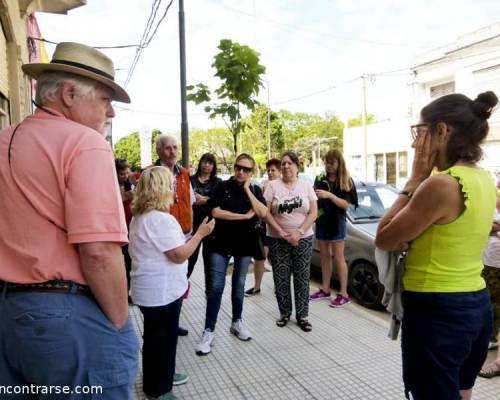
[{"left": 0, "top": 42, "right": 139, "bottom": 399}]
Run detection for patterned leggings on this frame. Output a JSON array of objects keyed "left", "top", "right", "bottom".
[
  {"left": 268, "top": 236, "right": 313, "bottom": 320},
  {"left": 483, "top": 265, "right": 500, "bottom": 341}
]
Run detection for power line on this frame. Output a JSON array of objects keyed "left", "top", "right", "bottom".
[
  {"left": 124, "top": 0, "right": 175, "bottom": 88},
  {"left": 271, "top": 77, "right": 360, "bottom": 107},
  {"left": 29, "top": 37, "right": 142, "bottom": 49},
  {"left": 213, "top": 1, "right": 428, "bottom": 49}
]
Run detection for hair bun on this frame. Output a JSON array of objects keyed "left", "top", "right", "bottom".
[{"left": 472, "top": 91, "right": 498, "bottom": 119}]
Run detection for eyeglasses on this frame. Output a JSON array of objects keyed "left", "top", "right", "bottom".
[
  {"left": 234, "top": 164, "right": 252, "bottom": 174},
  {"left": 410, "top": 123, "right": 429, "bottom": 141}
]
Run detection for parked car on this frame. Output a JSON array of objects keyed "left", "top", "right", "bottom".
[{"left": 311, "top": 182, "right": 400, "bottom": 309}]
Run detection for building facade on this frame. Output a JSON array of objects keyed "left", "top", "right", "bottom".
[
  {"left": 344, "top": 22, "right": 500, "bottom": 187},
  {"left": 0, "top": 0, "right": 85, "bottom": 128}
]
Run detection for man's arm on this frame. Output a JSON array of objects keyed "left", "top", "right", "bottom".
[{"left": 79, "top": 242, "right": 128, "bottom": 329}]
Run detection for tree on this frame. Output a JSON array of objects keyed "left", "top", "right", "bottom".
[
  {"left": 189, "top": 127, "right": 234, "bottom": 172},
  {"left": 150, "top": 129, "right": 162, "bottom": 163},
  {"left": 241, "top": 104, "right": 284, "bottom": 168},
  {"left": 347, "top": 114, "right": 376, "bottom": 128},
  {"left": 187, "top": 39, "right": 266, "bottom": 156},
  {"left": 277, "top": 111, "right": 344, "bottom": 166},
  {"left": 114, "top": 129, "right": 162, "bottom": 170},
  {"left": 114, "top": 132, "right": 140, "bottom": 170}
]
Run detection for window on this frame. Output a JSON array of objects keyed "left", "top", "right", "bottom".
[
  {"left": 398, "top": 151, "right": 408, "bottom": 178},
  {"left": 375, "top": 154, "right": 384, "bottom": 182},
  {"left": 386, "top": 153, "right": 396, "bottom": 185},
  {"left": 474, "top": 65, "right": 500, "bottom": 122},
  {"left": 430, "top": 82, "right": 455, "bottom": 99},
  {"left": 0, "top": 93, "right": 10, "bottom": 129}
]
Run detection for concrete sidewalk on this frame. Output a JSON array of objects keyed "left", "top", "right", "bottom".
[{"left": 130, "top": 266, "right": 500, "bottom": 399}]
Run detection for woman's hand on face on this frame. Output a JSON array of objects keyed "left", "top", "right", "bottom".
[
  {"left": 243, "top": 177, "right": 252, "bottom": 191},
  {"left": 315, "top": 189, "right": 332, "bottom": 200},
  {"left": 196, "top": 217, "right": 216, "bottom": 237},
  {"left": 409, "top": 130, "right": 436, "bottom": 187}
]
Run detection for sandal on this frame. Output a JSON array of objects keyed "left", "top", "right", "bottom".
[
  {"left": 479, "top": 362, "right": 500, "bottom": 379},
  {"left": 297, "top": 318, "right": 312, "bottom": 332},
  {"left": 276, "top": 315, "right": 290, "bottom": 327}
]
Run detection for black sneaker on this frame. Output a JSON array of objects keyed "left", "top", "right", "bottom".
[{"left": 244, "top": 288, "right": 261, "bottom": 297}]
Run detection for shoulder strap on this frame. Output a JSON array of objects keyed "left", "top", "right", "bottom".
[{"left": 8, "top": 123, "right": 67, "bottom": 233}]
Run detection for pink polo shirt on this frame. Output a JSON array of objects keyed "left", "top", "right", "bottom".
[{"left": 0, "top": 108, "right": 128, "bottom": 284}]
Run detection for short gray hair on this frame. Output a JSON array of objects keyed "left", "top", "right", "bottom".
[
  {"left": 156, "top": 133, "right": 178, "bottom": 154},
  {"left": 35, "top": 71, "right": 100, "bottom": 105}
]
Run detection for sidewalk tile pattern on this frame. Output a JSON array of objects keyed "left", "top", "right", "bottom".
[{"left": 131, "top": 262, "right": 500, "bottom": 400}]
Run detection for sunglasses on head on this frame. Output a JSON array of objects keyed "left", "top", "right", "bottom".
[{"left": 234, "top": 164, "right": 252, "bottom": 174}]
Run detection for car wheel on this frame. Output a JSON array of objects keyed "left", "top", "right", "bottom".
[{"left": 348, "top": 261, "right": 384, "bottom": 310}]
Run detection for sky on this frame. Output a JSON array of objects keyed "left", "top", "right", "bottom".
[{"left": 36, "top": 0, "right": 500, "bottom": 144}]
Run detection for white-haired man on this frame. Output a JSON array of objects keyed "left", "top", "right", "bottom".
[
  {"left": 0, "top": 42, "right": 139, "bottom": 399},
  {"left": 153, "top": 135, "right": 195, "bottom": 340}
]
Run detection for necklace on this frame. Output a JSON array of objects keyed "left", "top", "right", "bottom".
[{"left": 282, "top": 178, "right": 298, "bottom": 195}]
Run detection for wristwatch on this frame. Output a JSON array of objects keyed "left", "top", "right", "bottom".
[
  {"left": 298, "top": 228, "right": 305, "bottom": 236},
  {"left": 400, "top": 190, "right": 414, "bottom": 198}
]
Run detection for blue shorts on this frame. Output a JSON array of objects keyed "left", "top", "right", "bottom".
[
  {"left": 315, "top": 217, "right": 347, "bottom": 241},
  {"left": 401, "top": 289, "right": 492, "bottom": 400}
]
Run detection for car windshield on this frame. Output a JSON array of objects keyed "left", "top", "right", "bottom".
[{"left": 348, "top": 185, "right": 399, "bottom": 221}]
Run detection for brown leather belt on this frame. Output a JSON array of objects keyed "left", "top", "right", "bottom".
[{"left": 1, "top": 280, "right": 92, "bottom": 297}]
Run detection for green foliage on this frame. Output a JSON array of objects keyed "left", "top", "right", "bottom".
[
  {"left": 150, "top": 129, "right": 162, "bottom": 162},
  {"left": 347, "top": 113, "right": 376, "bottom": 128},
  {"left": 188, "top": 109, "right": 345, "bottom": 176},
  {"left": 187, "top": 39, "right": 266, "bottom": 155},
  {"left": 241, "top": 104, "right": 284, "bottom": 164},
  {"left": 114, "top": 132, "right": 140, "bottom": 170},
  {"left": 278, "top": 111, "right": 344, "bottom": 165},
  {"left": 113, "top": 129, "right": 162, "bottom": 171},
  {"left": 189, "top": 128, "right": 234, "bottom": 172}
]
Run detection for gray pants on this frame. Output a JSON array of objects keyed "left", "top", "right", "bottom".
[{"left": 268, "top": 236, "right": 313, "bottom": 320}]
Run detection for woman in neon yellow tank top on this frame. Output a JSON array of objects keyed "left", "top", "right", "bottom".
[{"left": 376, "top": 91, "right": 498, "bottom": 400}]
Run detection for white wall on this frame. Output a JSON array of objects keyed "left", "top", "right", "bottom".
[{"left": 344, "top": 118, "right": 413, "bottom": 188}]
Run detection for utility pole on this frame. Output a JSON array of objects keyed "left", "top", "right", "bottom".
[
  {"left": 179, "top": 0, "right": 189, "bottom": 168},
  {"left": 361, "top": 74, "right": 368, "bottom": 181},
  {"left": 266, "top": 80, "right": 271, "bottom": 159}
]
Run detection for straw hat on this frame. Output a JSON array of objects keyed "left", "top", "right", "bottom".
[{"left": 22, "top": 42, "right": 130, "bottom": 103}]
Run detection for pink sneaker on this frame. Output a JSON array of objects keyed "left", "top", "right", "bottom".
[
  {"left": 309, "top": 288, "right": 331, "bottom": 301},
  {"left": 329, "top": 294, "right": 351, "bottom": 308}
]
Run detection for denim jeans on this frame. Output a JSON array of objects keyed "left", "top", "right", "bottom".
[
  {"left": 205, "top": 252, "right": 252, "bottom": 331},
  {"left": 0, "top": 291, "right": 139, "bottom": 399}
]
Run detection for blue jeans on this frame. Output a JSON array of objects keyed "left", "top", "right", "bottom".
[
  {"left": 0, "top": 291, "right": 139, "bottom": 399},
  {"left": 205, "top": 252, "right": 252, "bottom": 331}
]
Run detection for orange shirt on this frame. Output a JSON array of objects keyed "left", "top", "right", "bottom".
[{"left": 0, "top": 108, "right": 128, "bottom": 284}]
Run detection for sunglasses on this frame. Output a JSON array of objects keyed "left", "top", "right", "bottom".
[
  {"left": 234, "top": 164, "right": 252, "bottom": 174},
  {"left": 410, "top": 123, "right": 430, "bottom": 141}
]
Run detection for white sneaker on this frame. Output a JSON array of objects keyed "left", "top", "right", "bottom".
[
  {"left": 196, "top": 329, "right": 215, "bottom": 355},
  {"left": 230, "top": 319, "right": 252, "bottom": 341}
]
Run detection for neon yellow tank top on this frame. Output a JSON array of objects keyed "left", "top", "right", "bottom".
[{"left": 404, "top": 166, "right": 496, "bottom": 292}]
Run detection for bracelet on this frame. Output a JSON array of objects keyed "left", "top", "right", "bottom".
[{"left": 400, "top": 190, "right": 414, "bottom": 198}]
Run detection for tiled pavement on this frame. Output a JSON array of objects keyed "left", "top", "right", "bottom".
[{"left": 130, "top": 264, "right": 500, "bottom": 400}]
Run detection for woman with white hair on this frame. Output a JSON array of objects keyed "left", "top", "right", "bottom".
[{"left": 129, "top": 167, "right": 214, "bottom": 400}]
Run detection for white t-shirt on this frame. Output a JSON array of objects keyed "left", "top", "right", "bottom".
[
  {"left": 129, "top": 210, "right": 188, "bottom": 306},
  {"left": 264, "top": 178, "right": 317, "bottom": 238}
]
